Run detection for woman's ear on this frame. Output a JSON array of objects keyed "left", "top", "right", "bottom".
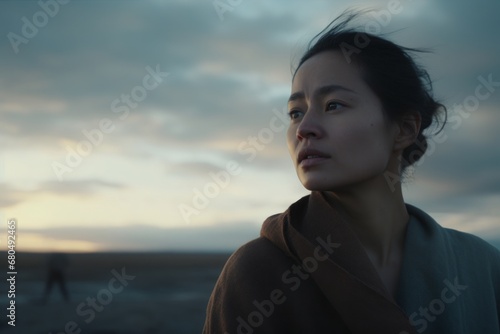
[{"left": 393, "top": 112, "right": 422, "bottom": 152}]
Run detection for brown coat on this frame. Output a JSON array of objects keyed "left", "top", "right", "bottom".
[{"left": 203, "top": 191, "right": 500, "bottom": 333}]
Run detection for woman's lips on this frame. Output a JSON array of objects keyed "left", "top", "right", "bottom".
[
  {"left": 297, "top": 148, "right": 331, "bottom": 167},
  {"left": 299, "top": 155, "right": 329, "bottom": 168}
]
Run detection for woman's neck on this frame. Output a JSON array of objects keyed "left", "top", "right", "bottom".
[{"left": 324, "top": 174, "right": 409, "bottom": 267}]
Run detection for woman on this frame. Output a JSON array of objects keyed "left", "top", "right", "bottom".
[{"left": 203, "top": 11, "right": 500, "bottom": 334}]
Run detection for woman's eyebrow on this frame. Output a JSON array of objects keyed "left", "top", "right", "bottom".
[{"left": 288, "top": 84, "right": 357, "bottom": 103}]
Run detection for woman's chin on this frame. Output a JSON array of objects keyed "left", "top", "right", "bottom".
[{"left": 299, "top": 178, "right": 334, "bottom": 192}]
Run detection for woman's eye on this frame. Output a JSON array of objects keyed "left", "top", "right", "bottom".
[
  {"left": 326, "top": 101, "right": 343, "bottom": 111},
  {"left": 287, "top": 110, "right": 303, "bottom": 120}
]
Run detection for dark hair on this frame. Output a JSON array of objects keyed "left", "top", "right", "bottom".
[{"left": 293, "top": 10, "right": 447, "bottom": 172}]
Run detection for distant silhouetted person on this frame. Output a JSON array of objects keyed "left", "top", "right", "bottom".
[{"left": 43, "top": 252, "right": 70, "bottom": 303}]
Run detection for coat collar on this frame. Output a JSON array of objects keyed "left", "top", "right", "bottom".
[{"left": 261, "top": 191, "right": 417, "bottom": 334}]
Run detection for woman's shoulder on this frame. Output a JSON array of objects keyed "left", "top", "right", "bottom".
[
  {"left": 407, "top": 204, "right": 500, "bottom": 260},
  {"left": 444, "top": 227, "right": 500, "bottom": 265},
  {"left": 218, "top": 236, "right": 297, "bottom": 285},
  {"left": 407, "top": 204, "right": 500, "bottom": 285},
  {"left": 203, "top": 237, "right": 302, "bottom": 333}
]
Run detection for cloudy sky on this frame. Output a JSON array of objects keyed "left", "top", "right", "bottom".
[{"left": 1, "top": 0, "right": 499, "bottom": 252}]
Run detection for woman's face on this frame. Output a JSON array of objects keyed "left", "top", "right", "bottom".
[{"left": 287, "top": 51, "right": 399, "bottom": 191}]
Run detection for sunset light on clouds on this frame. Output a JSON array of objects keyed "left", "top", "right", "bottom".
[{"left": 1, "top": 0, "right": 499, "bottom": 252}]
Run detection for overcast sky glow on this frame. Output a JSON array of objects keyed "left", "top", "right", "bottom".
[{"left": 1, "top": 0, "right": 499, "bottom": 252}]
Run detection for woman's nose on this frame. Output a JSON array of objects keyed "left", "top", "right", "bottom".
[{"left": 296, "top": 110, "right": 323, "bottom": 140}]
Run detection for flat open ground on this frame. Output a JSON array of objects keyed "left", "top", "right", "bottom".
[{"left": 0, "top": 251, "right": 231, "bottom": 334}]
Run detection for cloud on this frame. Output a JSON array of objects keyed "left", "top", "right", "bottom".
[
  {"left": 0, "top": 0, "right": 498, "bottom": 251},
  {"left": 166, "top": 161, "right": 224, "bottom": 176},
  {"left": 3, "top": 0, "right": 497, "bottom": 160},
  {"left": 0, "top": 0, "right": 300, "bottom": 154},
  {"left": 24, "top": 222, "right": 261, "bottom": 252},
  {"left": 0, "top": 179, "right": 126, "bottom": 208},
  {"left": 0, "top": 184, "right": 25, "bottom": 208},
  {"left": 38, "top": 179, "right": 125, "bottom": 196}
]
